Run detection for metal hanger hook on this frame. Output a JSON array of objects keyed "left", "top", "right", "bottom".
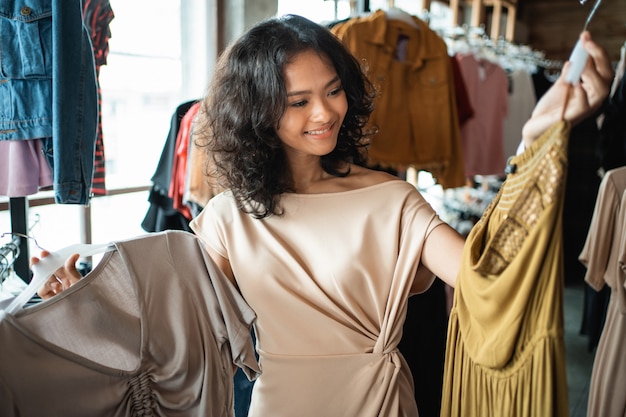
[
  {"left": 582, "top": 0, "right": 602, "bottom": 31},
  {"left": 0, "top": 232, "right": 46, "bottom": 252}
]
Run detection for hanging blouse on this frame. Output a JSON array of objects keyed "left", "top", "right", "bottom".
[
  {"left": 578, "top": 166, "right": 626, "bottom": 417},
  {"left": 170, "top": 101, "right": 201, "bottom": 220},
  {"left": 503, "top": 69, "right": 537, "bottom": 161},
  {"left": 0, "top": 139, "right": 52, "bottom": 197},
  {"left": 83, "top": 0, "right": 115, "bottom": 196},
  {"left": 331, "top": 10, "right": 466, "bottom": 188},
  {"left": 441, "top": 120, "right": 571, "bottom": 417},
  {"left": 0, "top": 231, "right": 260, "bottom": 417},
  {"left": 455, "top": 53, "right": 509, "bottom": 177}
]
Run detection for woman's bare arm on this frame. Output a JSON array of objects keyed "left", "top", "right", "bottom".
[{"left": 419, "top": 224, "right": 465, "bottom": 289}]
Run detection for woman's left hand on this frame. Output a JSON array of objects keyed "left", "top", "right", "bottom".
[
  {"left": 31, "top": 251, "right": 81, "bottom": 299},
  {"left": 522, "top": 31, "right": 614, "bottom": 146}
]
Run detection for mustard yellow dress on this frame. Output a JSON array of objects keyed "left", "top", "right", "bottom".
[{"left": 441, "top": 121, "right": 571, "bottom": 417}]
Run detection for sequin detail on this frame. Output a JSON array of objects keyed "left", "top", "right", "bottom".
[{"left": 473, "top": 121, "right": 569, "bottom": 275}]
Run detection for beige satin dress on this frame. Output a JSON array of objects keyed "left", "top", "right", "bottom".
[{"left": 191, "top": 180, "right": 444, "bottom": 417}]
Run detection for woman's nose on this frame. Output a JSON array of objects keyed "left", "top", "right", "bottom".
[{"left": 311, "top": 99, "right": 332, "bottom": 121}]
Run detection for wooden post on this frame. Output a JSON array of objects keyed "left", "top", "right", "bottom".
[
  {"left": 471, "top": 0, "right": 483, "bottom": 28},
  {"left": 449, "top": 0, "right": 460, "bottom": 26},
  {"left": 491, "top": 0, "right": 502, "bottom": 39},
  {"left": 505, "top": 1, "right": 516, "bottom": 41}
]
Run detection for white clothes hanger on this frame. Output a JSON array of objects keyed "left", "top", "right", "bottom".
[
  {"left": 385, "top": 7, "right": 419, "bottom": 29},
  {"left": 565, "top": 0, "right": 603, "bottom": 85},
  {"left": 0, "top": 242, "right": 116, "bottom": 318}
]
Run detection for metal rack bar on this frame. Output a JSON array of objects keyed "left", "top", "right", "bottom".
[{"left": 9, "top": 197, "right": 30, "bottom": 283}]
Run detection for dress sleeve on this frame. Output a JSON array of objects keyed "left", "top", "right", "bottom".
[
  {"left": 578, "top": 173, "right": 620, "bottom": 291},
  {"left": 189, "top": 194, "right": 230, "bottom": 260},
  {"left": 401, "top": 184, "right": 445, "bottom": 293}
]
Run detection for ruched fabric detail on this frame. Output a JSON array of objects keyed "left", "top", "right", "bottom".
[{"left": 128, "top": 373, "right": 156, "bottom": 415}]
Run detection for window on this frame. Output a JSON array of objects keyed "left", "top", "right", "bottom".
[
  {"left": 1, "top": 0, "right": 185, "bottom": 266},
  {"left": 100, "top": 0, "right": 183, "bottom": 189}
]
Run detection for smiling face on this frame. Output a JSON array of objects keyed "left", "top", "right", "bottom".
[{"left": 277, "top": 49, "right": 348, "bottom": 162}]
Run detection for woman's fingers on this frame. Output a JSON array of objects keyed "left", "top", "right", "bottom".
[
  {"left": 578, "top": 35, "right": 613, "bottom": 114},
  {"left": 581, "top": 31, "right": 615, "bottom": 84},
  {"left": 30, "top": 250, "right": 50, "bottom": 267},
  {"left": 32, "top": 251, "right": 82, "bottom": 299},
  {"left": 59, "top": 253, "right": 82, "bottom": 288},
  {"left": 553, "top": 31, "right": 612, "bottom": 121}
]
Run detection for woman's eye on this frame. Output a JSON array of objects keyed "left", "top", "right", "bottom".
[
  {"left": 290, "top": 100, "right": 307, "bottom": 108},
  {"left": 329, "top": 87, "right": 343, "bottom": 96}
]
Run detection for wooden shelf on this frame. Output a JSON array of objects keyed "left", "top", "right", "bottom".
[{"left": 448, "top": 0, "right": 517, "bottom": 41}]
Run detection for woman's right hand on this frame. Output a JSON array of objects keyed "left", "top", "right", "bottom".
[
  {"left": 521, "top": 31, "right": 614, "bottom": 147},
  {"left": 31, "top": 251, "right": 81, "bottom": 300}
]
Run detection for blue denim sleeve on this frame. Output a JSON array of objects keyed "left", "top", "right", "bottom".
[
  {"left": 0, "top": 0, "right": 98, "bottom": 205},
  {"left": 51, "top": 0, "right": 98, "bottom": 205}
]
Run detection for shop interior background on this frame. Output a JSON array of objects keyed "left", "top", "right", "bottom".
[{"left": 1, "top": 0, "right": 624, "bottom": 262}]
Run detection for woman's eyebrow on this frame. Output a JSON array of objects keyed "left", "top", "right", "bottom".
[{"left": 287, "top": 76, "right": 341, "bottom": 97}]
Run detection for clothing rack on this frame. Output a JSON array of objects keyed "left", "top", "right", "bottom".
[
  {"left": 8, "top": 197, "right": 31, "bottom": 283},
  {"left": 0, "top": 232, "right": 20, "bottom": 284},
  {"left": 441, "top": 24, "right": 563, "bottom": 74}
]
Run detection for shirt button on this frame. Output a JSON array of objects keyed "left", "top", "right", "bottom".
[{"left": 20, "top": 6, "right": 32, "bottom": 16}]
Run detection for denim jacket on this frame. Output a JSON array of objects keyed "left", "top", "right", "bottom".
[{"left": 0, "top": 0, "right": 98, "bottom": 204}]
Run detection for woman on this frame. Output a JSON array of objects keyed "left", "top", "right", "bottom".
[
  {"left": 36, "top": 14, "right": 613, "bottom": 417},
  {"left": 188, "top": 14, "right": 612, "bottom": 417}
]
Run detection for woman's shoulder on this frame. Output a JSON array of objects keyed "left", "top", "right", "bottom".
[
  {"left": 348, "top": 164, "right": 398, "bottom": 184},
  {"left": 291, "top": 164, "right": 401, "bottom": 195},
  {"left": 196, "top": 190, "right": 239, "bottom": 221},
  {"left": 337, "top": 164, "right": 407, "bottom": 192}
]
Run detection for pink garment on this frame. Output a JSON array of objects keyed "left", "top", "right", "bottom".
[
  {"left": 0, "top": 139, "right": 53, "bottom": 197},
  {"left": 455, "top": 54, "right": 509, "bottom": 177}
]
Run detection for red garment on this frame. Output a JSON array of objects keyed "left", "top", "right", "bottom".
[
  {"left": 455, "top": 53, "right": 509, "bottom": 177},
  {"left": 83, "top": 0, "right": 114, "bottom": 195},
  {"left": 169, "top": 102, "right": 201, "bottom": 220},
  {"left": 449, "top": 55, "right": 474, "bottom": 127}
]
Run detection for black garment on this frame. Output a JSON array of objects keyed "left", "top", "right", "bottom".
[
  {"left": 597, "top": 74, "right": 626, "bottom": 172},
  {"left": 565, "top": 116, "right": 606, "bottom": 352},
  {"left": 141, "top": 100, "right": 197, "bottom": 233},
  {"left": 563, "top": 117, "right": 602, "bottom": 287},
  {"left": 398, "top": 279, "right": 448, "bottom": 417},
  {"left": 580, "top": 70, "right": 626, "bottom": 352}
]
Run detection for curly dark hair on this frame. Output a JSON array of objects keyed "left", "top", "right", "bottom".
[{"left": 196, "top": 14, "right": 377, "bottom": 218}]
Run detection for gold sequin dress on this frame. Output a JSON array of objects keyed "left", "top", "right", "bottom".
[{"left": 441, "top": 121, "right": 571, "bottom": 417}]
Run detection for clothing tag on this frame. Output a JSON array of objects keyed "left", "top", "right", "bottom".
[
  {"left": 478, "top": 65, "right": 486, "bottom": 81},
  {"left": 395, "top": 34, "right": 409, "bottom": 61}
]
